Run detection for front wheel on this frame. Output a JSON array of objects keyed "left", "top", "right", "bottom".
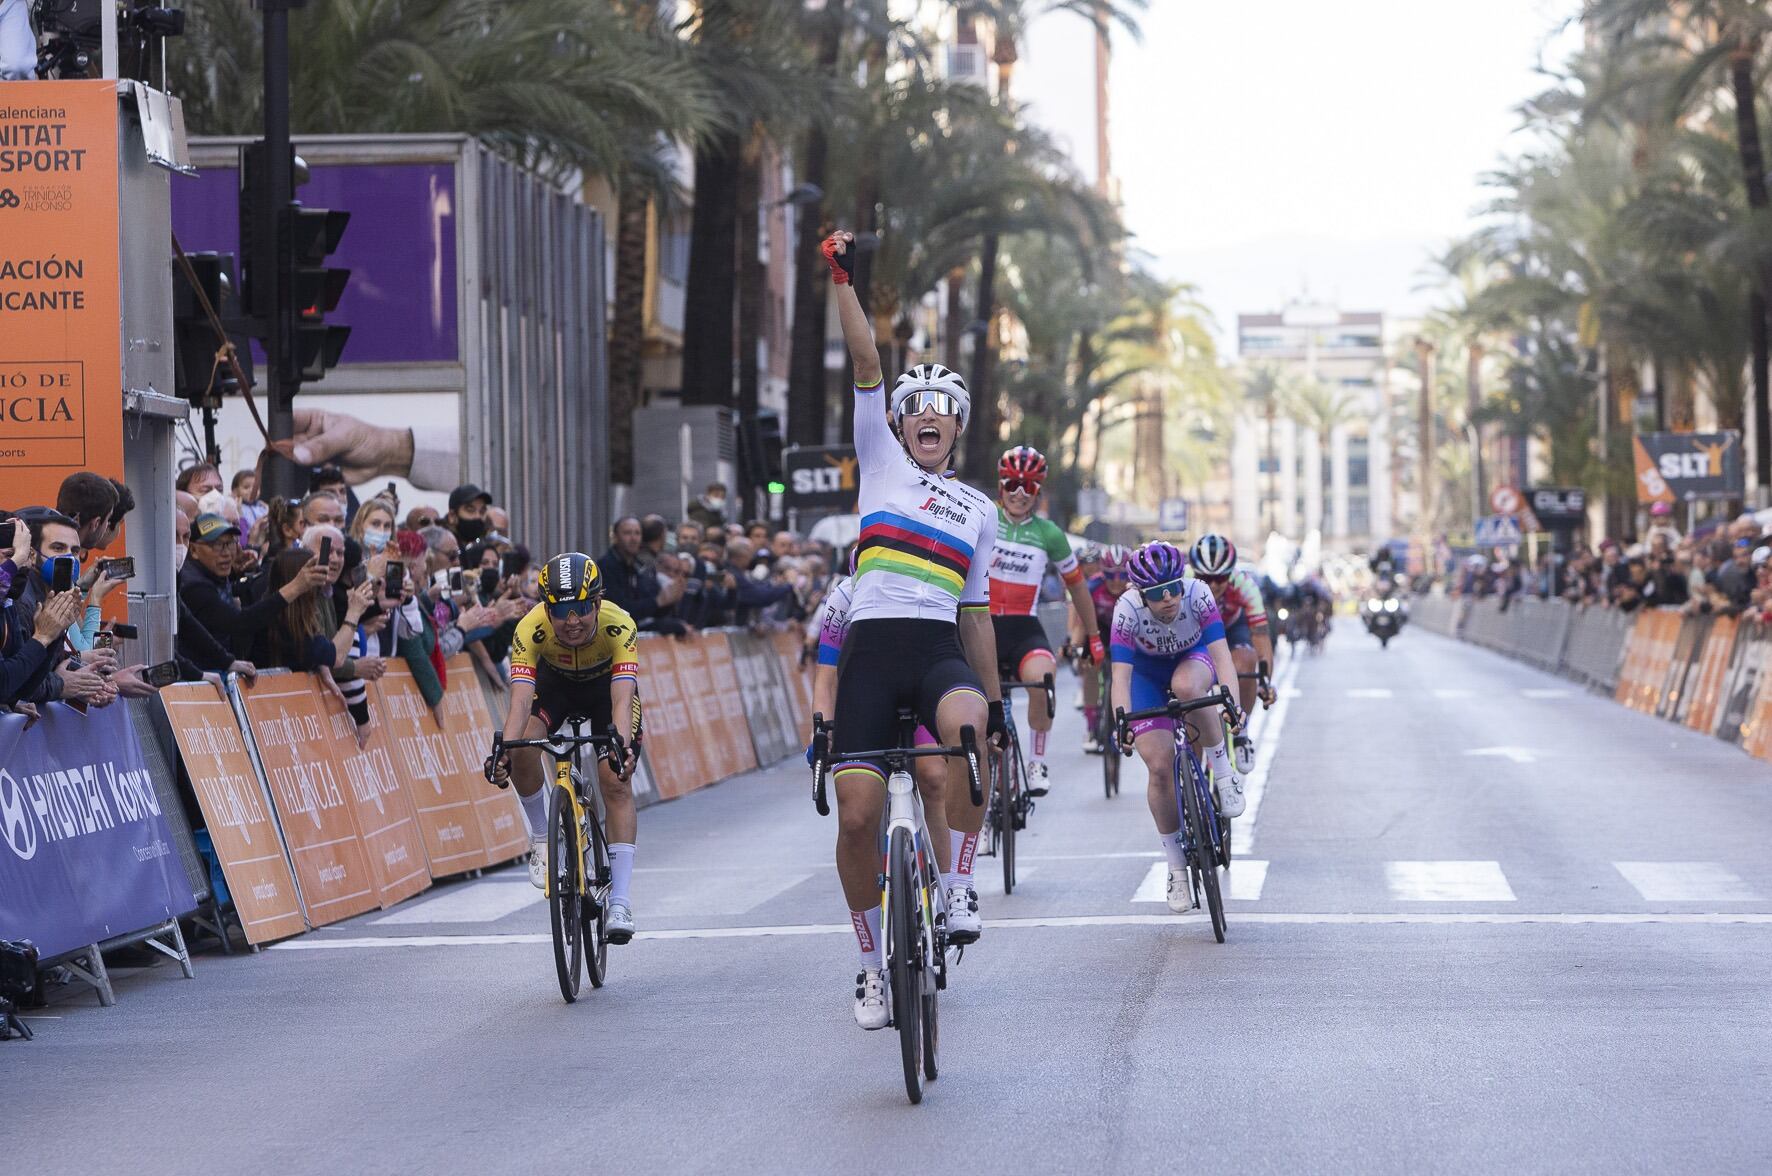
[
  {"left": 887, "top": 826, "right": 924, "bottom": 1104},
  {"left": 998, "top": 737, "right": 1019, "bottom": 896},
  {"left": 582, "top": 801, "right": 610, "bottom": 989},
  {"left": 1098, "top": 689, "right": 1120, "bottom": 798},
  {"left": 547, "top": 787, "right": 584, "bottom": 1002},
  {"left": 1182, "top": 755, "right": 1225, "bottom": 943}
]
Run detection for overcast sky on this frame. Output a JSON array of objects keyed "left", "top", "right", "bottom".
[{"left": 1111, "top": 0, "right": 1583, "bottom": 343}]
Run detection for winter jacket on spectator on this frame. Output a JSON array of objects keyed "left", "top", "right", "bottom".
[
  {"left": 179, "top": 558, "right": 286, "bottom": 660},
  {"left": 600, "top": 544, "right": 663, "bottom": 624}
]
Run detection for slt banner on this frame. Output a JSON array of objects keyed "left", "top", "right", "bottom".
[
  {"left": 0, "top": 81, "right": 126, "bottom": 510},
  {"left": 0, "top": 702, "right": 197, "bottom": 960},
  {"left": 161, "top": 683, "right": 307, "bottom": 944},
  {"left": 1633, "top": 432, "right": 1744, "bottom": 504}
]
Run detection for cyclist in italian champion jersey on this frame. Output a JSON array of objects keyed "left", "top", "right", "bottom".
[
  {"left": 821, "top": 231, "right": 1005, "bottom": 1031},
  {"left": 989, "top": 445, "right": 1103, "bottom": 794},
  {"left": 1074, "top": 544, "right": 1131, "bottom": 752},
  {"left": 1109, "top": 541, "right": 1246, "bottom": 914},
  {"left": 811, "top": 571, "right": 953, "bottom": 883},
  {"left": 1186, "top": 534, "right": 1277, "bottom": 772}
]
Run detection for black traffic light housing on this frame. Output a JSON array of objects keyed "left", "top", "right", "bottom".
[
  {"left": 283, "top": 203, "right": 352, "bottom": 382},
  {"left": 171, "top": 251, "right": 255, "bottom": 407}
]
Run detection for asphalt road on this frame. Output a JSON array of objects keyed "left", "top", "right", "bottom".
[{"left": 16, "top": 623, "right": 1772, "bottom": 1172}]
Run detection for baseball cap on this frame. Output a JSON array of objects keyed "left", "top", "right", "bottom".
[
  {"left": 1753, "top": 546, "right": 1770, "bottom": 567},
  {"left": 1649, "top": 501, "right": 1671, "bottom": 516},
  {"left": 448, "top": 484, "right": 492, "bottom": 512},
  {"left": 191, "top": 512, "right": 240, "bottom": 543}
]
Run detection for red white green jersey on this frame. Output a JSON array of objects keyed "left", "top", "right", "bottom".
[{"left": 987, "top": 507, "right": 1082, "bottom": 616}]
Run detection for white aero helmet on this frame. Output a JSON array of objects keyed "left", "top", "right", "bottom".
[{"left": 891, "top": 364, "right": 971, "bottom": 432}]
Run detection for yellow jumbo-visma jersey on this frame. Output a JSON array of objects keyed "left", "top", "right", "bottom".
[{"left": 508, "top": 601, "right": 640, "bottom": 686}]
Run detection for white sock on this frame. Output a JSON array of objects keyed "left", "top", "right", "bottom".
[
  {"left": 608, "top": 843, "right": 635, "bottom": 907},
  {"left": 950, "top": 830, "right": 979, "bottom": 885},
  {"left": 1207, "top": 742, "right": 1234, "bottom": 783},
  {"left": 1160, "top": 830, "right": 1186, "bottom": 870},
  {"left": 519, "top": 789, "right": 548, "bottom": 837},
  {"left": 851, "top": 908, "right": 883, "bottom": 968}
]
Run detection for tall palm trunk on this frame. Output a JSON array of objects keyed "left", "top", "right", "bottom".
[
  {"left": 786, "top": 0, "right": 847, "bottom": 449},
  {"left": 736, "top": 128, "right": 766, "bottom": 510},
  {"left": 682, "top": 134, "right": 740, "bottom": 406},
  {"left": 943, "top": 266, "right": 968, "bottom": 371},
  {"left": 608, "top": 177, "right": 650, "bottom": 485},
  {"left": 965, "top": 233, "right": 1001, "bottom": 483},
  {"left": 1729, "top": 36, "right": 1771, "bottom": 493}
]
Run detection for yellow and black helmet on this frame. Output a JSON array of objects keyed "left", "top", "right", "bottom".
[{"left": 540, "top": 551, "right": 603, "bottom": 607}]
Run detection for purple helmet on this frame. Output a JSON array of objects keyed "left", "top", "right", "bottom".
[{"left": 1127, "top": 541, "right": 1186, "bottom": 589}]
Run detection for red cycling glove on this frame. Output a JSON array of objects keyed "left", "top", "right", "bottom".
[
  {"left": 821, "top": 233, "right": 855, "bottom": 286},
  {"left": 1088, "top": 634, "right": 1106, "bottom": 665}
]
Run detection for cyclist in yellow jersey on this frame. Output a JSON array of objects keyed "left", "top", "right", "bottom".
[{"left": 486, "top": 552, "right": 643, "bottom": 942}]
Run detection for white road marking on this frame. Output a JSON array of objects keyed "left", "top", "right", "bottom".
[
  {"left": 1239, "top": 653, "right": 1300, "bottom": 853},
  {"left": 1131, "top": 862, "right": 1168, "bottom": 903},
  {"left": 1615, "top": 862, "right": 1762, "bottom": 902},
  {"left": 1386, "top": 861, "right": 1516, "bottom": 902},
  {"left": 1463, "top": 746, "right": 1540, "bottom": 765},
  {"left": 1433, "top": 688, "right": 1474, "bottom": 700},
  {"left": 272, "top": 909, "right": 1772, "bottom": 949},
  {"left": 1523, "top": 688, "right": 1570, "bottom": 699},
  {"left": 648, "top": 870, "right": 815, "bottom": 917},
  {"left": 372, "top": 882, "right": 544, "bottom": 925},
  {"left": 1229, "top": 861, "right": 1269, "bottom": 901},
  {"left": 1281, "top": 686, "right": 1303, "bottom": 699},
  {"left": 1346, "top": 688, "right": 1393, "bottom": 699},
  {"left": 979, "top": 867, "right": 1034, "bottom": 895},
  {"left": 1024, "top": 851, "right": 1161, "bottom": 862}
]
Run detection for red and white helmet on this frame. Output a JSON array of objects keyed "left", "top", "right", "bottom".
[{"left": 998, "top": 445, "right": 1048, "bottom": 492}]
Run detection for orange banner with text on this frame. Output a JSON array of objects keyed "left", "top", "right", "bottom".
[
  {"left": 312, "top": 679, "right": 432, "bottom": 907},
  {"left": 0, "top": 81, "right": 125, "bottom": 510},
  {"left": 160, "top": 683, "right": 307, "bottom": 944},
  {"left": 236, "top": 675, "right": 381, "bottom": 927},
  {"left": 440, "top": 654, "right": 529, "bottom": 863}
]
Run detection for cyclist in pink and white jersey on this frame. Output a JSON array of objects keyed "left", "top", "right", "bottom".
[{"left": 1186, "top": 534, "right": 1277, "bottom": 772}]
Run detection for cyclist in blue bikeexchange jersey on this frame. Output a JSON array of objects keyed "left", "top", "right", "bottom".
[{"left": 821, "top": 230, "right": 1005, "bottom": 1032}]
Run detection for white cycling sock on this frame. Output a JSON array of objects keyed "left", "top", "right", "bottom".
[
  {"left": 519, "top": 789, "right": 548, "bottom": 838},
  {"left": 851, "top": 907, "right": 883, "bottom": 968},
  {"left": 608, "top": 843, "right": 635, "bottom": 907},
  {"left": 948, "top": 830, "right": 978, "bottom": 886},
  {"left": 1207, "top": 742, "right": 1234, "bottom": 784},
  {"left": 1160, "top": 830, "right": 1186, "bottom": 870}
]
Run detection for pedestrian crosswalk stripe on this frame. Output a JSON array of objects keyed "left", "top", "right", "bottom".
[
  {"left": 1132, "top": 862, "right": 1167, "bottom": 903},
  {"left": 1229, "top": 861, "right": 1268, "bottom": 901},
  {"left": 1433, "top": 688, "right": 1474, "bottom": 699},
  {"left": 1346, "top": 688, "right": 1393, "bottom": 698},
  {"left": 1615, "top": 862, "right": 1761, "bottom": 902},
  {"left": 372, "top": 882, "right": 544, "bottom": 925},
  {"left": 1385, "top": 860, "right": 1516, "bottom": 902}
]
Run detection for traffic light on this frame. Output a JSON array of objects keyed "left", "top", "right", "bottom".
[
  {"left": 171, "top": 251, "right": 255, "bottom": 407},
  {"left": 237, "top": 142, "right": 278, "bottom": 325},
  {"left": 282, "top": 203, "right": 351, "bottom": 381}
]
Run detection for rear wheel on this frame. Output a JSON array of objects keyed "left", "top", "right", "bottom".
[
  {"left": 887, "top": 826, "right": 924, "bottom": 1104},
  {"left": 1098, "top": 684, "right": 1120, "bottom": 798},
  {"left": 1181, "top": 755, "right": 1226, "bottom": 943},
  {"left": 998, "top": 733, "right": 1019, "bottom": 895},
  {"left": 582, "top": 796, "right": 610, "bottom": 989},
  {"left": 547, "top": 787, "right": 584, "bottom": 1002}
]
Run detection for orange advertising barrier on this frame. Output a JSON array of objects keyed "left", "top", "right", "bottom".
[
  {"left": 1615, "top": 611, "right": 1681, "bottom": 713},
  {"left": 0, "top": 82, "right": 125, "bottom": 511},
  {"left": 771, "top": 631, "right": 814, "bottom": 743},
  {"left": 312, "top": 681, "right": 431, "bottom": 907},
  {"left": 371, "top": 663, "right": 490, "bottom": 876},
  {"left": 161, "top": 684, "right": 307, "bottom": 944},
  {"left": 638, "top": 636, "right": 713, "bottom": 798},
  {"left": 236, "top": 676, "right": 380, "bottom": 927},
  {"left": 439, "top": 655, "right": 528, "bottom": 864},
  {"left": 1684, "top": 618, "right": 1739, "bottom": 736},
  {"left": 696, "top": 634, "right": 760, "bottom": 781}
]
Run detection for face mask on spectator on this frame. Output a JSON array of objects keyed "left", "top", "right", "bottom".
[
  {"left": 42, "top": 554, "right": 79, "bottom": 586},
  {"left": 363, "top": 529, "right": 391, "bottom": 552},
  {"left": 175, "top": 543, "right": 188, "bottom": 572},
  {"left": 455, "top": 517, "right": 487, "bottom": 544}
]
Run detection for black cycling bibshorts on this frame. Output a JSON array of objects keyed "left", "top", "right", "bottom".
[
  {"left": 833, "top": 618, "right": 984, "bottom": 780},
  {"left": 991, "top": 614, "right": 1054, "bottom": 680},
  {"left": 531, "top": 664, "right": 643, "bottom": 742}
]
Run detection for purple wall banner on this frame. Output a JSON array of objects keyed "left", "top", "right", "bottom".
[
  {"left": 171, "top": 161, "right": 460, "bottom": 365},
  {"left": 0, "top": 703, "right": 198, "bottom": 959}
]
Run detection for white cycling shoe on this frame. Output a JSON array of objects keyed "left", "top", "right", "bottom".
[
  {"left": 607, "top": 902, "right": 635, "bottom": 944},
  {"left": 527, "top": 836, "right": 549, "bottom": 890},
  {"left": 1218, "top": 774, "right": 1247, "bottom": 818},
  {"left": 1233, "top": 734, "right": 1256, "bottom": 774},
  {"left": 944, "top": 883, "right": 982, "bottom": 943},
  {"left": 1026, "top": 761, "right": 1051, "bottom": 797},
  {"left": 1165, "top": 869, "right": 1196, "bottom": 914},
  {"left": 854, "top": 969, "right": 889, "bottom": 1030}
]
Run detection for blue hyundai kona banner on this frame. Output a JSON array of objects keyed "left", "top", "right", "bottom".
[{"left": 0, "top": 704, "right": 197, "bottom": 959}]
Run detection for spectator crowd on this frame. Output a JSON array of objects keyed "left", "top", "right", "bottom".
[
  {"left": 1443, "top": 503, "right": 1772, "bottom": 625},
  {"left": 0, "top": 468, "right": 840, "bottom": 736}
]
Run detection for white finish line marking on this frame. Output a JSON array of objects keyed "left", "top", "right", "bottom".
[
  {"left": 1615, "top": 862, "right": 1761, "bottom": 902},
  {"left": 271, "top": 910, "right": 1772, "bottom": 949},
  {"left": 1386, "top": 861, "right": 1516, "bottom": 902},
  {"left": 372, "top": 883, "right": 544, "bottom": 925}
]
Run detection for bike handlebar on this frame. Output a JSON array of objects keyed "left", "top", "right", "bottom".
[
  {"left": 487, "top": 727, "right": 630, "bottom": 787},
  {"left": 1113, "top": 686, "right": 1241, "bottom": 753},
  {"left": 809, "top": 720, "right": 984, "bottom": 811},
  {"left": 1000, "top": 672, "right": 1057, "bottom": 715}
]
